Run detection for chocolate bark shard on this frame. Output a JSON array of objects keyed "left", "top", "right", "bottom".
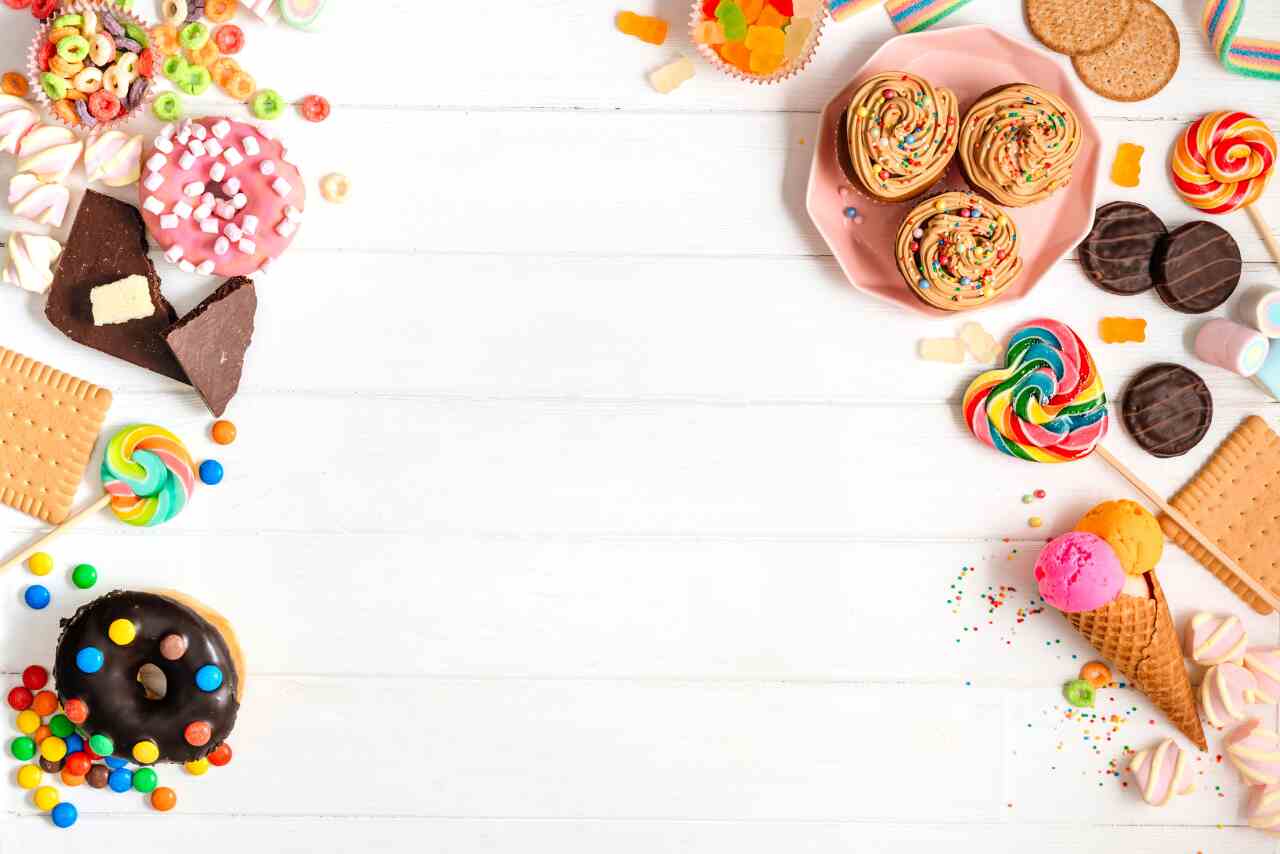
[
  {"left": 45, "top": 190, "right": 189, "bottom": 384},
  {"left": 163, "top": 277, "right": 256, "bottom": 417}
]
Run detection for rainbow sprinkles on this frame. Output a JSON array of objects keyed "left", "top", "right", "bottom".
[{"left": 1203, "top": 0, "right": 1280, "bottom": 81}]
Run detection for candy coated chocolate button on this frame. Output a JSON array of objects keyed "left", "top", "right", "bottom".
[
  {"left": 195, "top": 664, "right": 223, "bottom": 691},
  {"left": 16, "top": 765, "right": 41, "bottom": 789},
  {"left": 63, "top": 699, "right": 87, "bottom": 724},
  {"left": 199, "top": 459, "right": 223, "bottom": 485},
  {"left": 108, "top": 618, "right": 136, "bottom": 645},
  {"left": 108, "top": 767, "right": 132, "bottom": 792},
  {"left": 207, "top": 742, "right": 231, "bottom": 766},
  {"left": 11, "top": 736, "right": 36, "bottom": 760},
  {"left": 25, "top": 584, "right": 50, "bottom": 609},
  {"left": 184, "top": 720, "right": 211, "bottom": 746},
  {"left": 160, "top": 633, "right": 187, "bottom": 660},
  {"left": 71, "top": 563, "right": 97, "bottom": 589},
  {"left": 33, "top": 786, "right": 58, "bottom": 811},
  {"left": 65, "top": 753, "right": 90, "bottom": 776},
  {"left": 103, "top": 755, "right": 126, "bottom": 769},
  {"left": 151, "top": 786, "right": 177, "bottom": 811},
  {"left": 48, "top": 714, "right": 73, "bottom": 738},
  {"left": 185, "top": 757, "right": 209, "bottom": 775},
  {"left": 132, "top": 766, "right": 158, "bottom": 792},
  {"left": 76, "top": 647, "right": 104, "bottom": 673},
  {"left": 86, "top": 764, "right": 110, "bottom": 788},
  {"left": 28, "top": 552, "right": 53, "bottom": 576},
  {"left": 22, "top": 665, "right": 47, "bottom": 690},
  {"left": 8, "top": 687, "right": 33, "bottom": 710},
  {"left": 51, "top": 801, "right": 77, "bottom": 828},
  {"left": 88, "top": 733, "right": 113, "bottom": 756},
  {"left": 132, "top": 740, "right": 159, "bottom": 764},
  {"left": 211, "top": 419, "right": 236, "bottom": 444}
]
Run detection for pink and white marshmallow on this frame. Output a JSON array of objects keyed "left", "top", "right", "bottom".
[
  {"left": 1248, "top": 783, "right": 1280, "bottom": 834},
  {"left": 1227, "top": 718, "right": 1280, "bottom": 785},
  {"left": 1128, "top": 738, "right": 1195, "bottom": 805},
  {"left": 1201, "top": 662, "right": 1259, "bottom": 728},
  {"left": 0, "top": 94, "right": 39, "bottom": 155},
  {"left": 1245, "top": 647, "right": 1280, "bottom": 705},
  {"left": 1186, "top": 612, "right": 1248, "bottom": 666}
]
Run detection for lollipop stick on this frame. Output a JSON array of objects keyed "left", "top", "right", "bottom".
[
  {"left": 1095, "top": 446, "right": 1280, "bottom": 612},
  {"left": 1246, "top": 205, "right": 1280, "bottom": 273},
  {"left": 0, "top": 493, "right": 111, "bottom": 575}
]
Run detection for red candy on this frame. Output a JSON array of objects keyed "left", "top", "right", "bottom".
[
  {"left": 138, "top": 48, "right": 156, "bottom": 79},
  {"left": 214, "top": 24, "right": 244, "bottom": 54},
  {"left": 22, "top": 665, "right": 47, "bottom": 690},
  {"left": 299, "top": 94, "right": 329, "bottom": 123},
  {"left": 88, "top": 90, "right": 121, "bottom": 122},
  {"left": 701, "top": 0, "right": 718, "bottom": 16},
  {"left": 4, "top": 0, "right": 33, "bottom": 9},
  {"left": 65, "top": 752, "right": 91, "bottom": 776},
  {"left": 768, "top": 0, "right": 794, "bottom": 13},
  {"left": 184, "top": 721, "right": 211, "bottom": 747},
  {"left": 37, "top": 41, "right": 55, "bottom": 71},
  {"left": 7, "top": 686, "right": 33, "bottom": 711},
  {"left": 207, "top": 742, "right": 232, "bottom": 766},
  {"left": 30, "top": 0, "right": 55, "bottom": 17},
  {"left": 63, "top": 698, "right": 88, "bottom": 724}
]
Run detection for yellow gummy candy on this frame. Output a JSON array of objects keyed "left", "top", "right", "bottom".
[
  {"left": 919, "top": 338, "right": 965, "bottom": 363},
  {"left": 693, "top": 20, "right": 725, "bottom": 45},
  {"left": 649, "top": 57, "right": 695, "bottom": 94},
  {"left": 744, "top": 25, "right": 785, "bottom": 56},
  {"left": 1110, "top": 142, "right": 1144, "bottom": 188},
  {"left": 1098, "top": 317, "right": 1147, "bottom": 344},
  {"left": 783, "top": 17, "right": 813, "bottom": 61}
]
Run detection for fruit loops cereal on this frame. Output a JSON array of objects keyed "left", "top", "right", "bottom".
[
  {"left": 29, "top": 5, "right": 154, "bottom": 128},
  {"left": 320, "top": 172, "right": 349, "bottom": 203},
  {"left": 2, "top": 71, "right": 29, "bottom": 96},
  {"left": 695, "top": 0, "right": 817, "bottom": 79}
]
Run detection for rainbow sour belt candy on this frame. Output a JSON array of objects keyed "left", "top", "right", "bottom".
[
  {"left": 828, "top": 0, "right": 881, "bottom": 21},
  {"left": 962, "top": 319, "right": 1110, "bottom": 463},
  {"left": 1203, "top": 0, "right": 1280, "bottom": 82},
  {"left": 102, "top": 424, "right": 196, "bottom": 526},
  {"left": 885, "top": 0, "right": 974, "bottom": 33}
]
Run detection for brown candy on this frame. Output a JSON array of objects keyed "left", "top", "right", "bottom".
[
  {"left": 87, "top": 764, "right": 110, "bottom": 788},
  {"left": 161, "top": 633, "right": 187, "bottom": 660}
]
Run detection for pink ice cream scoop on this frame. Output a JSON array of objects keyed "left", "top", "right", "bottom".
[{"left": 1033, "top": 531, "right": 1125, "bottom": 613}]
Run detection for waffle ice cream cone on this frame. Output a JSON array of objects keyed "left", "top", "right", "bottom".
[{"left": 1065, "top": 572, "right": 1206, "bottom": 751}]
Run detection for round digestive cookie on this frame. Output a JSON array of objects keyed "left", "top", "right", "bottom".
[
  {"left": 138, "top": 117, "right": 305, "bottom": 277},
  {"left": 843, "top": 70, "right": 959, "bottom": 203},
  {"left": 957, "top": 83, "right": 1081, "bottom": 207},
  {"left": 1078, "top": 202, "right": 1166, "bottom": 295},
  {"left": 53, "top": 590, "right": 243, "bottom": 764},
  {"left": 1024, "top": 0, "right": 1134, "bottom": 55},
  {"left": 895, "top": 191, "right": 1022, "bottom": 312},
  {"left": 1072, "top": 0, "right": 1180, "bottom": 102},
  {"left": 1153, "top": 221, "right": 1241, "bottom": 314},
  {"left": 1122, "top": 363, "right": 1212, "bottom": 458}
]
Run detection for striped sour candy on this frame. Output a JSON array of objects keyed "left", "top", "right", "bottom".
[
  {"left": 1172, "top": 111, "right": 1276, "bottom": 214},
  {"left": 101, "top": 425, "right": 196, "bottom": 527},
  {"left": 1202, "top": 0, "right": 1280, "bottom": 82},
  {"left": 962, "top": 319, "right": 1109, "bottom": 464}
]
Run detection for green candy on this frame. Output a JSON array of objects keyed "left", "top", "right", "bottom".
[
  {"left": 113, "top": 0, "right": 134, "bottom": 8},
  {"left": 179, "top": 65, "right": 212, "bottom": 96},
  {"left": 1063, "top": 678, "right": 1096, "bottom": 708},
  {"left": 163, "top": 54, "right": 189, "bottom": 82},
  {"left": 48, "top": 714, "right": 74, "bottom": 738},
  {"left": 124, "top": 22, "right": 150, "bottom": 49},
  {"left": 88, "top": 733, "right": 113, "bottom": 756},
  {"left": 71, "top": 563, "right": 97, "bottom": 589},
  {"left": 57, "top": 35, "right": 90, "bottom": 64},
  {"left": 132, "top": 767, "right": 158, "bottom": 793},
  {"left": 11, "top": 737, "right": 35, "bottom": 761},
  {"left": 51, "top": 13, "right": 84, "bottom": 28},
  {"left": 251, "top": 88, "right": 284, "bottom": 121},
  {"left": 179, "top": 22, "right": 210, "bottom": 51},
  {"left": 40, "top": 72, "right": 67, "bottom": 102},
  {"left": 715, "top": 0, "right": 748, "bottom": 42},
  {"left": 153, "top": 92, "right": 183, "bottom": 121}
]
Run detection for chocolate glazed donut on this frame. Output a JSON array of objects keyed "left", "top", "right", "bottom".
[{"left": 54, "top": 590, "right": 242, "bottom": 764}]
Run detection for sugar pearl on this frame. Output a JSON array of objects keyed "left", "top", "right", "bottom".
[
  {"left": 143, "top": 196, "right": 165, "bottom": 215},
  {"left": 164, "top": 245, "right": 184, "bottom": 263}
]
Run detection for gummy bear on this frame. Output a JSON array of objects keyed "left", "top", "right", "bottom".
[
  {"left": 616, "top": 11, "right": 669, "bottom": 45},
  {"left": 649, "top": 57, "right": 695, "bottom": 94},
  {"left": 718, "top": 41, "right": 752, "bottom": 71},
  {"left": 702, "top": 0, "right": 720, "bottom": 16},
  {"left": 1098, "top": 317, "right": 1147, "bottom": 344},
  {"left": 959, "top": 321, "right": 998, "bottom": 363},
  {"left": 740, "top": 0, "right": 765, "bottom": 22},
  {"left": 749, "top": 52, "right": 784, "bottom": 75},
  {"left": 1110, "top": 142, "right": 1144, "bottom": 188},
  {"left": 755, "top": 5, "right": 788, "bottom": 28},
  {"left": 783, "top": 16, "right": 812, "bottom": 60},
  {"left": 768, "top": 0, "right": 795, "bottom": 14},
  {"left": 919, "top": 338, "right": 965, "bottom": 364},
  {"left": 745, "top": 25, "right": 785, "bottom": 55},
  {"left": 716, "top": 0, "right": 748, "bottom": 41},
  {"left": 693, "top": 20, "right": 726, "bottom": 44}
]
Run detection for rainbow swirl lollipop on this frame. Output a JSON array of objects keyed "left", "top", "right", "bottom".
[
  {"left": 101, "top": 425, "right": 196, "bottom": 527},
  {"left": 1172, "top": 111, "right": 1276, "bottom": 214},
  {"left": 962, "top": 319, "right": 1110, "bottom": 463}
]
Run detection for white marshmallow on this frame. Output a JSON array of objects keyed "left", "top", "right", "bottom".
[
  {"left": 213, "top": 236, "right": 230, "bottom": 255},
  {"left": 242, "top": 135, "right": 260, "bottom": 156},
  {"left": 183, "top": 181, "right": 205, "bottom": 197},
  {"left": 164, "top": 245, "right": 184, "bottom": 263},
  {"left": 271, "top": 177, "right": 293, "bottom": 197},
  {"left": 209, "top": 161, "right": 227, "bottom": 182},
  {"left": 143, "top": 196, "right": 165, "bottom": 215},
  {"left": 159, "top": 214, "right": 179, "bottom": 230},
  {"left": 238, "top": 239, "right": 257, "bottom": 255},
  {"left": 241, "top": 214, "right": 259, "bottom": 235}
]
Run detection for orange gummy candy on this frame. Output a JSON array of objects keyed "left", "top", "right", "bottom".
[
  {"left": 740, "top": 0, "right": 765, "bottom": 23},
  {"left": 615, "top": 11, "right": 668, "bottom": 45},
  {"left": 1110, "top": 142, "right": 1144, "bottom": 188},
  {"left": 755, "top": 4, "right": 788, "bottom": 28},
  {"left": 718, "top": 41, "right": 752, "bottom": 72},
  {"left": 1098, "top": 316, "right": 1146, "bottom": 344}
]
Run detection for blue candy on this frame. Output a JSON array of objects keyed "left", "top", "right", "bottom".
[
  {"left": 104, "top": 756, "right": 128, "bottom": 769},
  {"left": 51, "top": 801, "right": 77, "bottom": 828},
  {"left": 65, "top": 734, "right": 84, "bottom": 754},
  {"left": 76, "top": 646, "right": 104, "bottom": 674},
  {"left": 195, "top": 664, "right": 223, "bottom": 692},
  {"left": 199, "top": 459, "right": 224, "bottom": 485},
  {"left": 24, "top": 584, "right": 50, "bottom": 610},
  {"left": 108, "top": 767, "right": 133, "bottom": 792}
]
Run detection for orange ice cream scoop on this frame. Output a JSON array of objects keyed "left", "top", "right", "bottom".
[{"left": 1075, "top": 499, "right": 1164, "bottom": 576}]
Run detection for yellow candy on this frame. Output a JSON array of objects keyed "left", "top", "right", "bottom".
[
  {"left": 27, "top": 552, "right": 53, "bottom": 576},
  {"left": 744, "top": 25, "right": 784, "bottom": 56},
  {"left": 748, "top": 51, "right": 783, "bottom": 76},
  {"left": 16, "top": 765, "right": 42, "bottom": 789},
  {"left": 40, "top": 736, "right": 67, "bottom": 762},
  {"left": 133, "top": 739, "right": 159, "bottom": 765},
  {"left": 185, "top": 757, "right": 209, "bottom": 776},
  {"left": 15, "top": 709, "right": 40, "bottom": 734},
  {"left": 856, "top": 105, "right": 869, "bottom": 117},
  {"left": 33, "top": 786, "right": 59, "bottom": 811},
  {"left": 934, "top": 200, "right": 947, "bottom": 211},
  {"left": 109, "top": 618, "right": 137, "bottom": 646}
]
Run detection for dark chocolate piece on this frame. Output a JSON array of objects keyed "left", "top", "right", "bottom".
[
  {"left": 54, "top": 591, "right": 240, "bottom": 765},
  {"left": 1122, "top": 363, "right": 1213, "bottom": 458},
  {"left": 1078, "top": 202, "right": 1166, "bottom": 295},
  {"left": 45, "top": 191, "right": 189, "bottom": 384},
  {"left": 1153, "top": 221, "right": 1242, "bottom": 314},
  {"left": 163, "top": 277, "right": 256, "bottom": 417}
]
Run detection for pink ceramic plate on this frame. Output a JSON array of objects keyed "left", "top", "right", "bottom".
[{"left": 805, "top": 25, "right": 1101, "bottom": 316}]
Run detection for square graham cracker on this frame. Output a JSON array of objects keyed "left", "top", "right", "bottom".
[
  {"left": 1160, "top": 416, "right": 1280, "bottom": 615},
  {"left": 0, "top": 347, "right": 112, "bottom": 524}
]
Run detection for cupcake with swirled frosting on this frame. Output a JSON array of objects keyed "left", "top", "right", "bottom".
[
  {"left": 895, "top": 191, "right": 1023, "bottom": 312},
  {"left": 957, "top": 83, "right": 1081, "bottom": 207},
  {"left": 844, "top": 71, "right": 959, "bottom": 203}
]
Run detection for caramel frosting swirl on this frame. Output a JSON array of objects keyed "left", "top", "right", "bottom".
[
  {"left": 958, "top": 83, "right": 1081, "bottom": 207},
  {"left": 845, "top": 71, "right": 959, "bottom": 202},
  {"left": 896, "top": 192, "right": 1023, "bottom": 312}
]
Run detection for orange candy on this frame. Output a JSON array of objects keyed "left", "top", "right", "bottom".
[
  {"left": 1110, "top": 142, "right": 1144, "bottom": 188},
  {"left": 718, "top": 41, "right": 752, "bottom": 72},
  {"left": 31, "top": 691, "right": 57, "bottom": 716},
  {"left": 61, "top": 769, "right": 85, "bottom": 787},
  {"left": 741, "top": 0, "right": 765, "bottom": 22},
  {"left": 756, "top": 4, "right": 788, "bottom": 27},
  {"left": 151, "top": 24, "right": 181, "bottom": 56},
  {"left": 204, "top": 0, "right": 238, "bottom": 23},
  {"left": 151, "top": 787, "right": 177, "bottom": 811},
  {"left": 2, "top": 71, "right": 29, "bottom": 97},
  {"left": 63, "top": 698, "right": 87, "bottom": 725},
  {"left": 209, "top": 57, "right": 240, "bottom": 88},
  {"left": 1098, "top": 317, "right": 1147, "bottom": 344},
  {"left": 52, "top": 100, "right": 78, "bottom": 125},
  {"left": 33, "top": 725, "right": 51, "bottom": 744},
  {"left": 211, "top": 420, "right": 237, "bottom": 445},
  {"left": 187, "top": 40, "right": 221, "bottom": 68},
  {"left": 49, "top": 55, "right": 83, "bottom": 78},
  {"left": 1079, "top": 661, "right": 1113, "bottom": 689},
  {"left": 615, "top": 11, "right": 668, "bottom": 45},
  {"left": 225, "top": 70, "right": 255, "bottom": 102}
]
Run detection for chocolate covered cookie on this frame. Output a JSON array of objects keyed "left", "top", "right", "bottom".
[
  {"left": 1078, "top": 202, "right": 1166, "bottom": 295},
  {"left": 1122, "top": 363, "right": 1213, "bottom": 458},
  {"left": 1154, "top": 221, "right": 1242, "bottom": 314}
]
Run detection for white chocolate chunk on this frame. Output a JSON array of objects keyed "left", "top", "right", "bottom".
[{"left": 90, "top": 274, "right": 154, "bottom": 326}]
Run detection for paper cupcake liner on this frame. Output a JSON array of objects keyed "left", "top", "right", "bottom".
[
  {"left": 28, "top": 0, "right": 154, "bottom": 134},
  {"left": 688, "top": 1, "right": 825, "bottom": 86}
]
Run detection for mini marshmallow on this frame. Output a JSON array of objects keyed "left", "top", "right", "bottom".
[
  {"left": 160, "top": 123, "right": 175, "bottom": 139},
  {"left": 211, "top": 120, "right": 231, "bottom": 139},
  {"left": 225, "top": 223, "right": 243, "bottom": 242},
  {"left": 188, "top": 139, "right": 206, "bottom": 157},
  {"left": 242, "top": 136, "right": 261, "bottom": 157},
  {"left": 284, "top": 205, "right": 302, "bottom": 223},
  {"left": 216, "top": 202, "right": 236, "bottom": 220},
  {"left": 143, "top": 195, "right": 166, "bottom": 215},
  {"left": 179, "top": 152, "right": 196, "bottom": 170},
  {"left": 164, "top": 245, "right": 184, "bottom": 263},
  {"left": 238, "top": 239, "right": 257, "bottom": 255},
  {"left": 143, "top": 172, "right": 165, "bottom": 192},
  {"left": 223, "top": 146, "right": 243, "bottom": 166},
  {"left": 259, "top": 160, "right": 276, "bottom": 176},
  {"left": 214, "top": 236, "right": 230, "bottom": 255},
  {"left": 192, "top": 123, "right": 208, "bottom": 140},
  {"left": 232, "top": 193, "right": 248, "bottom": 209},
  {"left": 196, "top": 260, "right": 216, "bottom": 275},
  {"left": 224, "top": 177, "right": 242, "bottom": 195},
  {"left": 205, "top": 139, "right": 223, "bottom": 157},
  {"left": 183, "top": 181, "right": 205, "bottom": 198},
  {"left": 146, "top": 152, "right": 167, "bottom": 172},
  {"left": 242, "top": 214, "right": 259, "bottom": 235},
  {"left": 209, "top": 161, "right": 227, "bottom": 182},
  {"left": 176, "top": 129, "right": 191, "bottom": 145},
  {"left": 200, "top": 217, "right": 220, "bottom": 234},
  {"left": 200, "top": 192, "right": 216, "bottom": 207},
  {"left": 271, "top": 177, "right": 293, "bottom": 197},
  {"left": 276, "top": 219, "right": 296, "bottom": 238},
  {"left": 160, "top": 214, "right": 179, "bottom": 230},
  {"left": 178, "top": 260, "right": 196, "bottom": 274},
  {"left": 173, "top": 201, "right": 193, "bottom": 219},
  {"left": 154, "top": 136, "right": 174, "bottom": 154}
]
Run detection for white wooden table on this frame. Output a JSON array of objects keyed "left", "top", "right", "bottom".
[{"left": 3, "top": 1, "right": 1280, "bottom": 850}]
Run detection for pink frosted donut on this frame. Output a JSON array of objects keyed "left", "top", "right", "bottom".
[
  {"left": 1227, "top": 718, "right": 1280, "bottom": 785},
  {"left": 138, "top": 117, "right": 304, "bottom": 277},
  {"left": 1128, "top": 738, "right": 1194, "bottom": 805},
  {"left": 1245, "top": 647, "right": 1280, "bottom": 705},
  {"left": 1201, "top": 662, "right": 1259, "bottom": 728},
  {"left": 1186, "top": 612, "right": 1248, "bottom": 666}
]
